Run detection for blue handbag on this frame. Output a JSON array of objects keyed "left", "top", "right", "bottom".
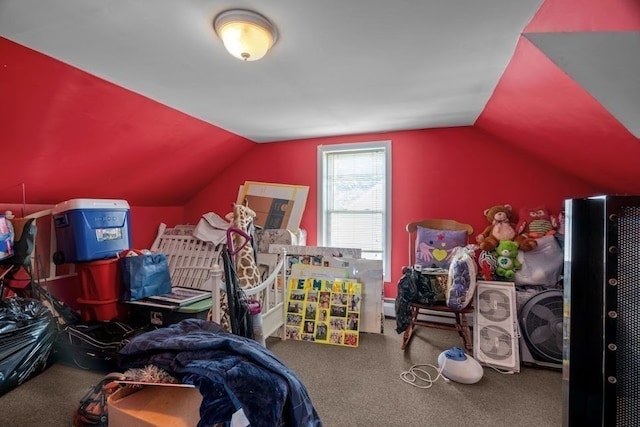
[{"left": 119, "top": 253, "right": 172, "bottom": 301}]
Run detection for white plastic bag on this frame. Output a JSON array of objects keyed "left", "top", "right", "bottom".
[
  {"left": 446, "top": 245, "right": 478, "bottom": 310},
  {"left": 515, "top": 235, "right": 563, "bottom": 287}
]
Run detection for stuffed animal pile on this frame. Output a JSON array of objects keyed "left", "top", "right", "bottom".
[{"left": 476, "top": 203, "right": 560, "bottom": 282}]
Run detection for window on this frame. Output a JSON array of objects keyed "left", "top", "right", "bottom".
[{"left": 318, "top": 141, "right": 391, "bottom": 281}]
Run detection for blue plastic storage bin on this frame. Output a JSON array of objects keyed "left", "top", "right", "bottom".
[{"left": 52, "top": 199, "right": 131, "bottom": 264}]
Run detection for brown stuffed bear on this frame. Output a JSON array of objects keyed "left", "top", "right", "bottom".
[{"left": 476, "top": 204, "right": 537, "bottom": 252}]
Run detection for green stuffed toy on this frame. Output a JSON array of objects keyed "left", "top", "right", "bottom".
[{"left": 495, "top": 240, "right": 521, "bottom": 279}]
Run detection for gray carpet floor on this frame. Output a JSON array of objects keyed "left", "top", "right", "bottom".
[{"left": 0, "top": 319, "right": 562, "bottom": 427}]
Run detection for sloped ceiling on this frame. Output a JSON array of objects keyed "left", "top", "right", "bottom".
[
  {"left": 0, "top": 0, "right": 542, "bottom": 142},
  {"left": 475, "top": 0, "right": 640, "bottom": 195},
  {"left": 1, "top": 0, "right": 639, "bottom": 205}
]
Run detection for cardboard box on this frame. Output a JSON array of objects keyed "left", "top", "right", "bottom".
[{"left": 108, "top": 385, "right": 202, "bottom": 427}]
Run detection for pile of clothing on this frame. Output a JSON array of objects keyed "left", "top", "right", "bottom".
[{"left": 118, "top": 319, "right": 322, "bottom": 427}]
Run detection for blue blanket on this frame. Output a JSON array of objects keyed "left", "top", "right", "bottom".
[{"left": 118, "top": 319, "right": 322, "bottom": 427}]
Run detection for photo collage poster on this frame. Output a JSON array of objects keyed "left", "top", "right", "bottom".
[{"left": 285, "top": 278, "right": 362, "bottom": 347}]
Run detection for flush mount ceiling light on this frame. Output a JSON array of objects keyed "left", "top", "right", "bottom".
[{"left": 214, "top": 9, "right": 278, "bottom": 61}]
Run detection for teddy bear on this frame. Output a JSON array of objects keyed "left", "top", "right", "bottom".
[
  {"left": 494, "top": 240, "right": 521, "bottom": 280},
  {"left": 516, "top": 206, "right": 557, "bottom": 238},
  {"left": 476, "top": 204, "right": 537, "bottom": 252}
]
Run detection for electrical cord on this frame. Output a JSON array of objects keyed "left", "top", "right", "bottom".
[{"left": 400, "top": 357, "right": 450, "bottom": 389}]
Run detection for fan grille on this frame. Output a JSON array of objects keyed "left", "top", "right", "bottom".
[
  {"left": 478, "top": 325, "right": 513, "bottom": 360},
  {"left": 519, "top": 290, "right": 563, "bottom": 363},
  {"left": 616, "top": 206, "right": 640, "bottom": 425},
  {"left": 474, "top": 281, "right": 519, "bottom": 372},
  {"left": 478, "top": 289, "right": 511, "bottom": 322}
]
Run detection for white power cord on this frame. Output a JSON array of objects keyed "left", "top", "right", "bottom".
[{"left": 400, "top": 358, "right": 449, "bottom": 389}]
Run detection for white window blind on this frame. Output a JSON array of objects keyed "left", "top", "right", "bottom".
[{"left": 318, "top": 141, "right": 391, "bottom": 281}]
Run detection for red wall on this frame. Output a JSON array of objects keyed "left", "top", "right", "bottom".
[
  {"left": 128, "top": 206, "right": 185, "bottom": 248},
  {"left": 0, "top": 127, "right": 605, "bottom": 303},
  {"left": 0, "top": 37, "right": 256, "bottom": 207},
  {"left": 187, "top": 126, "right": 600, "bottom": 298}
]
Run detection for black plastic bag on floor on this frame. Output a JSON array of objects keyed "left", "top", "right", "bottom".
[
  {"left": 395, "top": 267, "right": 436, "bottom": 333},
  {"left": 54, "top": 321, "right": 154, "bottom": 372},
  {"left": 0, "top": 297, "right": 56, "bottom": 396}
]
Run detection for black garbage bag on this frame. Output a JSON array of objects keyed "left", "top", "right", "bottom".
[
  {"left": 395, "top": 267, "right": 436, "bottom": 333},
  {"left": 0, "top": 297, "right": 56, "bottom": 396},
  {"left": 54, "top": 321, "right": 152, "bottom": 372}
]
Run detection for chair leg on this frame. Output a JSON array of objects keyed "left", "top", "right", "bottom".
[
  {"left": 0, "top": 265, "right": 35, "bottom": 299},
  {"left": 25, "top": 264, "right": 36, "bottom": 296},
  {"left": 0, "top": 266, "right": 15, "bottom": 299},
  {"left": 401, "top": 305, "right": 418, "bottom": 350},
  {"left": 401, "top": 323, "right": 413, "bottom": 350},
  {"left": 455, "top": 312, "right": 473, "bottom": 352}
]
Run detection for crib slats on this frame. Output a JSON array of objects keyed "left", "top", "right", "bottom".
[
  {"left": 151, "top": 225, "right": 222, "bottom": 290},
  {"left": 150, "top": 224, "right": 286, "bottom": 340}
]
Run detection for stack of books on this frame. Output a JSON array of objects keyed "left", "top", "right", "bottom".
[{"left": 133, "top": 287, "right": 210, "bottom": 308}]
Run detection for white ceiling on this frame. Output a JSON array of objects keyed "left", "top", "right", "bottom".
[{"left": 0, "top": 0, "right": 543, "bottom": 142}]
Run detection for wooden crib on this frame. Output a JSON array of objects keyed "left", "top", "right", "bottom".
[{"left": 151, "top": 223, "right": 287, "bottom": 339}]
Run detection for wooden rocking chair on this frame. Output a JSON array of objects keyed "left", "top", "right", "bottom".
[{"left": 401, "top": 219, "right": 474, "bottom": 352}]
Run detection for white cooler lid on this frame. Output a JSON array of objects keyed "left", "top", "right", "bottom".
[{"left": 51, "top": 198, "right": 130, "bottom": 215}]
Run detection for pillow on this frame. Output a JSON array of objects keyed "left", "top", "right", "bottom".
[
  {"left": 446, "top": 246, "right": 477, "bottom": 310},
  {"left": 415, "top": 226, "right": 468, "bottom": 270}
]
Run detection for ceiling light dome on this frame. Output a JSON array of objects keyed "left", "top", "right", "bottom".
[{"left": 214, "top": 9, "right": 278, "bottom": 61}]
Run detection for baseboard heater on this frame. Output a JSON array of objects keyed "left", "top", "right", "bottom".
[{"left": 384, "top": 298, "right": 474, "bottom": 326}]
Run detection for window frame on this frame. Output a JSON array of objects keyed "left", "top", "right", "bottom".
[{"left": 317, "top": 140, "right": 392, "bottom": 282}]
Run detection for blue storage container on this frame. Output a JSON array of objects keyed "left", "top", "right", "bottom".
[{"left": 52, "top": 199, "right": 131, "bottom": 264}]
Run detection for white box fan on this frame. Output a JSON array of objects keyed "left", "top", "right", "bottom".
[
  {"left": 518, "top": 289, "right": 563, "bottom": 369},
  {"left": 474, "top": 281, "right": 520, "bottom": 373}
]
